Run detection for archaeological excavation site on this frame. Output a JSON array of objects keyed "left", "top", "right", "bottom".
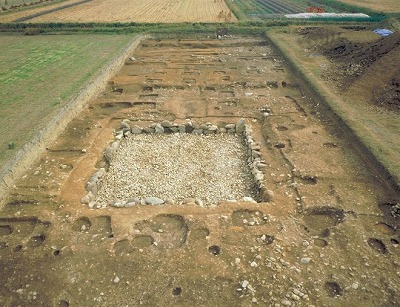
[{"left": 0, "top": 34, "right": 399, "bottom": 306}]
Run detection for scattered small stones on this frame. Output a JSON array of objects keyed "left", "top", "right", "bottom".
[
  {"left": 351, "top": 282, "right": 359, "bottom": 289},
  {"left": 241, "top": 280, "right": 249, "bottom": 289},
  {"left": 258, "top": 234, "right": 275, "bottom": 245},
  {"left": 83, "top": 119, "right": 269, "bottom": 208},
  {"left": 300, "top": 257, "right": 311, "bottom": 264},
  {"left": 145, "top": 197, "right": 164, "bottom": 205},
  {"left": 113, "top": 276, "right": 120, "bottom": 284}
]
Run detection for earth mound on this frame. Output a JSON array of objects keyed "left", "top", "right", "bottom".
[{"left": 323, "top": 31, "right": 400, "bottom": 111}]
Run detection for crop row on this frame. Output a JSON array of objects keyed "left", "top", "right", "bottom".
[
  {"left": 25, "top": 0, "right": 237, "bottom": 23},
  {"left": 225, "top": 0, "right": 306, "bottom": 19},
  {"left": 255, "top": 0, "right": 304, "bottom": 14}
]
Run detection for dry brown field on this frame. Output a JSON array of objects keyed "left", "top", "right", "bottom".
[
  {"left": 337, "top": 0, "right": 400, "bottom": 12},
  {"left": 0, "top": 0, "right": 83, "bottom": 22},
  {"left": 29, "top": 0, "right": 237, "bottom": 23}
]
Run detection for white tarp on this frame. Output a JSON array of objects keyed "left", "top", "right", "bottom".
[{"left": 285, "top": 13, "right": 370, "bottom": 19}]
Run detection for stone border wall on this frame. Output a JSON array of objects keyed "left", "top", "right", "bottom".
[
  {"left": 82, "top": 118, "right": 273, "bottom": 209},
  {"left": 0, "top": 34, "right": 149, "bottom": 205}
]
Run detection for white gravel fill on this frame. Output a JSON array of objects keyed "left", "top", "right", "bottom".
[{"left": 95, "top": 133, "right": 257, "bottom": 205}]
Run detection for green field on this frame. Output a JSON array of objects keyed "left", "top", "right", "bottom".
[
  {"left": 0, "top": 34, "right": 133, "bottom": 168},
  {"left": 225, "top": 0, "right": 386, "bottom": 20},
  {"left": 0, "top": 0, "right": 64, "bottom": 8},
  {"left": 1, "top": 0, "right": 31, "bottom": 7}
]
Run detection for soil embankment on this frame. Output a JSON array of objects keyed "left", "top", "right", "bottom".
[
  {"left": 0, "top": 34, "right": 147, "bottom": 205},
  {"left": 322, "top": 31, "right": 400, "bottom": 111},
  {"left": 266, "top": 29, "right": 400, "bottom": 192}
]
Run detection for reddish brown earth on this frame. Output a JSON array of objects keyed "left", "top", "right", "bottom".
[{"left": 0, "top": 37, "right": 399, "bottom": 306}]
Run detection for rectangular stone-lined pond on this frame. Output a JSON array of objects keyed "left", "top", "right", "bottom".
[{"left": 94, "top": 132, "right": 258, "bottom": 206}]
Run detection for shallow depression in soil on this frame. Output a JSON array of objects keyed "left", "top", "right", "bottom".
[{"left": 95, "top": 133, "right": 257, "bottom": 205}]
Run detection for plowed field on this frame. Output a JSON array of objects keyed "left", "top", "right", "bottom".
[
  {"left": 29, "top": 0, "right": 237, "bottom": 23},
  {"left": 336, "top": 0, "right": 400, "bottom": 13}
]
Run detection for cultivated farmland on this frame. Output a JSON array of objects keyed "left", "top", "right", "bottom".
[
  {"left": 0, "top": 0, "right": 84, "bottom": 22},
  {"left": 29, "top": 0, "right": 237, "bottom": 23},
  {"left": 0, "top": 0, "right": 56, "bottom": 8},
  {"left": 335, "top": 0, "right": 400, "bottom": 13},
  {"left": 0, "top": 34, "right": 133, "bottom": 169},
  {"left": 226, "top": 0, "right": 310, "bottom": 19}
]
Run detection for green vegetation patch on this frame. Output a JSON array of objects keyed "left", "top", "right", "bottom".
[
  {"left": 225, "top": 0, "right": 388, "bottom": 20},
  {"left": 0, "top": 34, "right": 133, "bottom": 167}
]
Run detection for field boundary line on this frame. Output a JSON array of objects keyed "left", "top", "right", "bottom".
[{"left": 0, "top": 34, "right": 149, "bottom": 205}]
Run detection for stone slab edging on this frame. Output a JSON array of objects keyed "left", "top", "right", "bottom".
[
  {"left": 0, "top": 34, "right": 149, "bottom": 205},
  {"left": 82, "top": 118, "right": 274, "bottom": 209}
]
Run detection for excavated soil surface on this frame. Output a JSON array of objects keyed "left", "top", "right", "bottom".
[
  {"left": 322, "top": 30, "right": 400, "bottom": 111},
  {"left": 0, "top": 37, "right": 399, "bottom": 306}
]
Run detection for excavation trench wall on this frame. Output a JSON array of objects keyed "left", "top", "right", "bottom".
[
  {"left": 0, "top": 34, "right": 149, "bottom": 205},
  {"left": 264, "top": 32, "right": 400, "bottom": 194}
]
